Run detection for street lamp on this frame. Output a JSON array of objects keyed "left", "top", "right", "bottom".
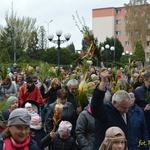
[
  {"left": 122, "top": 51, "right": 132, "bottom": 63},
  {"left": 101, "top": 44, "right": 115, "bottom": 68},
  {"left": 47, "top": 30, "right": 71, "bottom": 69},
  {"left": 45, "top": 20, "right": 53, "bottom": 48},
  {"left": 13, "top": 26, "right": 19, "bottom": 62}
]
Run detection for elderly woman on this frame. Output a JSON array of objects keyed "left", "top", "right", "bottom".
[
  {"left": 0, "top": 96, "right": 18, "bottom": 138},
  {"left": 0, "top": 108, "right": 39, "bottom": 150},
  {"left": 99, "top": 126, "right": 128, "bottom": 150},
  {"left": 0, "top": 75, "right": 17, "bottom": 102}
]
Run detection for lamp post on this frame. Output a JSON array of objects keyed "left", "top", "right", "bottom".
[
  {"left": 13, "top": 26, "right": 19, "bottom": 62},
  {"left": 47, "top": 30, "right": 71, "bottom": 69},
  {"left": 45, "top": 20, "right": 53, "bottom": 48},
  {"left": 101, "top": 44, "right": 115, "bottom": 68},
  {"left": 122, "top": 51, "right": 132, "bottom": 63}
]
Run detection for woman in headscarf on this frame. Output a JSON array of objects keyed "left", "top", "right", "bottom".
[
  {"left": 99, "top": 126, "right": 128, "bottom": 150},
  {"left": 0, "top": 108, "right": 39, "bottom": 150}
]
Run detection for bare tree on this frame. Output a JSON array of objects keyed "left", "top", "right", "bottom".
[{"left": 125, "top": 0, "right": 150, "bottom": 51}]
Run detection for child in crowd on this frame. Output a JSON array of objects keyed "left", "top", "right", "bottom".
[
  {"left": 30, "top": 114, "right": 46, "bottom": 150},
  {"left": 99, "top": 126, "right": 128, "bottom": 150},
  {"left": 25, "top": 102, "right": 36, "bottom": 115},
  {"left": 41, "top": 121, "right": 78, "bottom": 150}
]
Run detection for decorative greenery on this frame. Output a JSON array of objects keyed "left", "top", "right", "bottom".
[
  {"left": 0, "top": 66, "right": 7, "bottom": 80},
  {"left": 72, "top": 11, "right": 99, "bottom": 61},
  {"left": 0, "top": 98, "right": 8, "bottom": 122},
  {"left": 39, "top": 62, "right": 57, "bottom": 83}
]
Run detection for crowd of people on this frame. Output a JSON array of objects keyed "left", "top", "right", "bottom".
[{"left": 0, "top": 62, "right": 150, "bottom": 150}]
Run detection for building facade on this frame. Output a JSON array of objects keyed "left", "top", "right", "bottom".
[{"left": 92, "top": 6, "right": 150, "bottom": 62}]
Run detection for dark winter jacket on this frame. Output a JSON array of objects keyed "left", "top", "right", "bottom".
[
  {"left": 91, "top": 89, "right": 128, "bottom": 150},
  {"left": 41, "top": 131, "right": 78, "bottom": 150},
  {"left": 30, "top": 127, "right": 46, "bottom": 150},
  {"left": 0, "top": 138, "right": 39, "bottom": 150},
  {"left": 67, "top": 90, "right": 77, "bottom": 110},
  {"left": 45, "top": 101, "right": 76, "bottom": 134},
  {"left": 135, "top": 84, "right": 150, "bottom": 138},
  {"left": 128, "top": 104, "right": 149, "bottom": 150},
  {"left": 40, "top": 85, "right": 61, "bottom": 105},
  {"left": 135, "top": 84, "right": 149, "bottom": 108},
  {"left": 75, "top": 105, "right": 95, "bottom": 150}
]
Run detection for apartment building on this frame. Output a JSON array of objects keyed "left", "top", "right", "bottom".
[{"left": 92, "top": 6, "right": 150, "bottom": 61}]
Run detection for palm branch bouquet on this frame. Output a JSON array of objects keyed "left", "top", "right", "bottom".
[
  {"left": 38, "top": 62, "right": 57, "bottom": 83},
  {"left": 72, "top": 11, "right": 99, "bottom": 62},
  {"left": 109, "top": 67, "right": 135, "bottom": 93},
  {"left": 21, "top": 63, "right": 35, "bottom": 76},
  {"left": 72, "top": 11, "right": 100, "bottom": 106},
  {"left": 52, "top": 100, "right": 63, "bottom": 132},
  {"left": 75, "top": 60, "right": 94, "bottom": 106},
  {"left": 109, "top": 67, "right": 122, "bottom": 94}
]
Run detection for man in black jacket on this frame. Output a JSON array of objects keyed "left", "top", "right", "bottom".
[
  {"left": 91, "top": 68, "right": 131, "bottom": 150},
  {"left": 134, "top": 72, "right": 150, "bottom": 137}
]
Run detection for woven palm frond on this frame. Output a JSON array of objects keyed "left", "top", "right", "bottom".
[{"left": 39, "top": 63, "right": 57, "bottom": 83}]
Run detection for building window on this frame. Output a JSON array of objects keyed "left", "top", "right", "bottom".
[
  {"left": 125, "top": 41, "right": 129, "bottom": 46},
  {"left": 147, "top": 41, "right": 150, "bottom": 46},
  {"left": 116, "top": 19, "right": 121, "bottom": 24},
  {"left": 116, "top": 31, "right": 121, "bottom": 35},
  {"left": 116, "top": 9, "right": 121, "bottom": 14}
]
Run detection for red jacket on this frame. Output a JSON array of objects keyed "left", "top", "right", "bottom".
[{"left": 18, "top": 83, "right": 43, "bottom": 106}]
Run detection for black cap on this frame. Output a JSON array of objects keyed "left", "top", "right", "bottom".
[{"left": 26, "top": 76, "right": 33, "bottom": 83}]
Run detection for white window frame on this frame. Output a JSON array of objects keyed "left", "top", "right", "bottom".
[
  {"left": 116, "top": 31, "right": 121, "bottom": 35},
  {"left": 116, "top": 19, "right": 121, "bottom": 24},
  {"left": 116, "top": 9, "right": 121, "bottom": 14}
]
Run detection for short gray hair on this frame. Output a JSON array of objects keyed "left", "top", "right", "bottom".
[
  {"left": 67, "top": 79, "right": 78, "bottom": 87},
  {"left": 112, "top": 90, "right": 131, "bottom": 105}
]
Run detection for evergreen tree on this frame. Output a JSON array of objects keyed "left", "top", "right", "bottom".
[
  {"left": 38, "top": 26, "right": 47, "bottom": 50},
  {"left": 100, "top": 37, "right": 124, "bottom": 67},
  {"left": 0, "top": 49, "right": 11, "bottom": 63},
  {"left": 27, "top": 31, "right": 39, "bottom": 60},
  {"left": 66, "top": 42, "right": 75, "bottom": 53},
  {"left": 132, "top": 40, "right": 145, "bottom": 63}
]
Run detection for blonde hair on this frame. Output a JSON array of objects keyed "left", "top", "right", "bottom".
[{"left": 49, "top": 78, "right": 59, "bottom": 90}]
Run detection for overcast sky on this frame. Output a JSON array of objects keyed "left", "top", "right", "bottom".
[{"left": 1, "top": 0, "right": 149, "bottom": 50}]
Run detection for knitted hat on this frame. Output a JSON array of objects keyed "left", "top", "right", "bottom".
[
  {"left": 26, "top": 76, "right": 33, "bottom": 83},
  {"left": 13, "top": 63, "right": 17, "bottom": 66},
  {"left": 30, "top": 115, "right": 41, "bottom": 126},
  {"left": 7, "top": 68, "right": 11, "bottom": 72},
  {"left": 8, "top": 108, "right": 31, "bottom": 126},
  {"left": 7, "top": 96, "right": 18, "bottom": 106},
  {"left": 58, "top": 121, "right": 72, "bottom": 136},
  {"left": 25, "top": 102, "right": 32, "bottom": 108}
]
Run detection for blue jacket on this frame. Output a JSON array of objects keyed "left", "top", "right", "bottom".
[
  {"left": 128, "top": 104, "right": 149, "bottom": 150},
  {"left": 91, "top": 89, "right": 128, "bottom": 150}
]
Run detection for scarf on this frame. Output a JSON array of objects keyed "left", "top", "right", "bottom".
[
  {"left": 4, "top": 135, "right": 30, "bottom": 150},
  {"left": 27, "top": 84, "right": 35, "bottom": 92},
  {"left": 3, "top": 83, "right": 11, "bottom": 90}
]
